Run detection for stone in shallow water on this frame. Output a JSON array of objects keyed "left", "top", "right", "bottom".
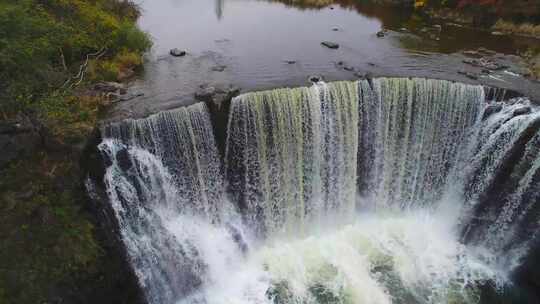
[
  {"left": 170, "top": 48, "right": 187, "bottom": 57},
  {"left": 458, "top": 70, "right": 479, "bottom": 80},
  {"left": 211, "top": 65, "right": 227, "bottom": 72},
  {"left": 321, "top": 41, "right": 339, "bottom": 49},
  {"left": 308, "top": 75, "right": 322, "bottom": 83}
]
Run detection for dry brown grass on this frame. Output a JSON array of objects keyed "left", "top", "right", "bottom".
[{"left": 493, "top": 20, "right": 540, "bottom": 38}]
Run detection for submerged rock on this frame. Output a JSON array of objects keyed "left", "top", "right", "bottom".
[
  {"left": 321, "top": 41, "right": 339, "bottom": 49},
  {"left": 353, "top": 72, "right": 364, "bottom": 78},
  {"left": 458, "top": 70, "right": 479, "bottom": 80},
  {"left": 211, "top": 65, "right": 227, "bottom": 72},
  {"left": 170, "top": 48, "right": 187, "bottom": 57}
]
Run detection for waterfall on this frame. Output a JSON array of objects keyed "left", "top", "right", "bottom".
[
  {"left": 93, "top": 78, "right": 540, "bottom": 304},
  {"left": 460, "top": 101, "right": 540, "bottom": 260},
  {"left": 225, "top": 81, "right": 359, "bottom": 236},
  {"left": 98, "top": 104, "right": 241, "bottom": 304},
  {"left": 357, "top": 78, "right": 484, "bottom": 209}
]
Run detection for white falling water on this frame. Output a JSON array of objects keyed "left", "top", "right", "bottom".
[
  {"left": 225, "top": 81, "right": 359, "bottom": 237},
  {"left": 357, "top": 78, "right": 484, "bottom": 209},
  {"left": 95, "top": 78, "right": 540, "bottom": 304},
  {"left": 99, "top": 104, "right": 240, "bottom": 304}
]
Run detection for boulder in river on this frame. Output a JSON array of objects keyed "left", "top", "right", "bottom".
[
  {"left": 321, "top": 41, "right": 339, "bottom": 49},
  {"left": 211, "top": 65, "right": 227, "bottom": 72},
  {"left": 513, "top": 106, "right": 532, "bottom": 117},
  {"left": 195, "top": 85, "right": 240, "bottom": 111},
  {"left": 482, "top": 104, "right": 503, "bottom": 120},
  {"left": 170, "top": 48, "right": 187, "bottom": 57},
  {"left": 458, "top": 70, "right": 479, "bottom": 80},
  {"left": 308, "top": 75, "right": 323, "bottom": 83}
]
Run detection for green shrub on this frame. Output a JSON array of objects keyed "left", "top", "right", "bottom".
[
  {"left": 0, "top": 0, "right": 151, "bottom": 117},
  {"left": 112, "top": 21, "right": 153, "bottom": 53}
]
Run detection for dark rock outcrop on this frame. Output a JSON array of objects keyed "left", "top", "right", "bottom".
[
  {"left": 80, "top": 128, "right": 146, "bottom": 304},
  {"left": 482, "top": 104, "right": 503, "bottom": 120},
  {"left": 195, "top": 85, "right": 241, "bottom": 154}
]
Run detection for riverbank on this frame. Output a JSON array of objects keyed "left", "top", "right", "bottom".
[
  {"left": 0, "top": 1, "right": 151, "bottom": 303},
  {"left": 417, "top": 1, "right": 540, "bottom": 78}
]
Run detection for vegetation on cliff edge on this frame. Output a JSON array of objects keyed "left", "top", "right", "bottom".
[{"left": 0, "top": 0, "right": 151, "bottom": 303}]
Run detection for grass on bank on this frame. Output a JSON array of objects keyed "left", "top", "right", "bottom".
[
  {"left": 0, "top": 0, "right": 151, "bottom": 303},
  {"left": 0, "top": 0, "right": 151, "bottom": 134}
]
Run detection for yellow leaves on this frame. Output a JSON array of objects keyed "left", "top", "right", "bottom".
[{"left": 415, "top": 0, "right": 426, "bottom": 8}]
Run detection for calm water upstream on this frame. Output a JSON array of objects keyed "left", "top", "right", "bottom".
[{"left": 111, "top": 0, "right": 540, "bottom": 119}]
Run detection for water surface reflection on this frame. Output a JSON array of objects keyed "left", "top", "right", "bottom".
[{"left": 112, "top": 0, "right": 540, "bottom": 119}]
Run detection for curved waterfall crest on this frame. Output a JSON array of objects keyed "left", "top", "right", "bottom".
[{"left": 93, "top": 77, "right": 540, "bottom": 304}]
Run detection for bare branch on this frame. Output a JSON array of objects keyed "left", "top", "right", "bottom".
[{"left": 62, "top": 47, "right": 107, "bottom": 89}]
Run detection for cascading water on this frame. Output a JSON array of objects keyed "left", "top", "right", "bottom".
[
  {"left": 356, "top": 78, "right": 484, "bottom": 209},
  {"left": 98, "top": 104, "right": 242, "bottom": 304},
  {"left": 225, "top": 81, "right": 359, "bottom": 236},
  {"left": 92, "top": 78, "right": 540, "bottom": 304}
]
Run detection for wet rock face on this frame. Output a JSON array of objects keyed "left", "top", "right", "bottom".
[
  {"left": 194, "top": 84, "right": 241, "bottom": 154},
  {"left": 0, "top": 115, "right": 40, "bottom": 169},
  {"left": 195, "top": 85, "right": 240, "bottom": 112},
  {"left": 482, "top": 104, "right": 503, "bottom": 120},
  {"left": 80, "top": 129, "right": 147, "bottom": 304}
]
